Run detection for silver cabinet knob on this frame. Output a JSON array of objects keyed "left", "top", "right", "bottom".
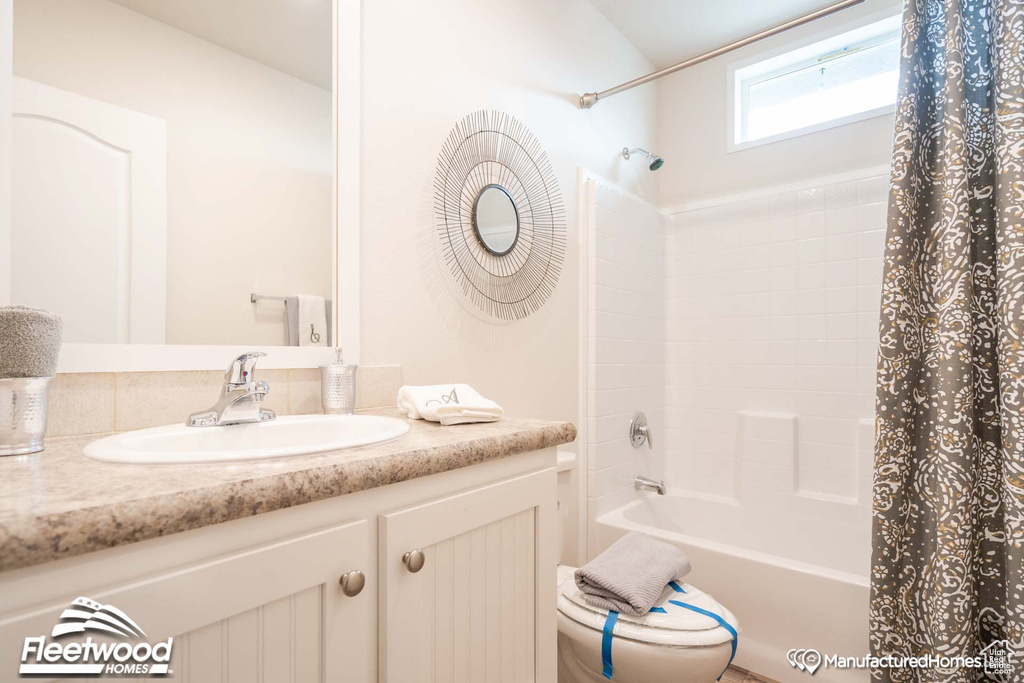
[
  {"left": 339, "top": 570, "right": 365, "bottom": 597},
  {"left": 403, "top": 549, "right": 425, "bottom": 573}
]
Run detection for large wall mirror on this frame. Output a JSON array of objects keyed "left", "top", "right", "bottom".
[{"left": 4, "top": 0, "right": 356, "bottom": 369}]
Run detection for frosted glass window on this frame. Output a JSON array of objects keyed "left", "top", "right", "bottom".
[{"left": 734, "top": 17, "right": 900, "bottom": 146}]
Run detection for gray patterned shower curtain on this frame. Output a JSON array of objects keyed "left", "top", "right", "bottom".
[{"left": 871, "top": 0, "right": 1024, "bottom": 681}]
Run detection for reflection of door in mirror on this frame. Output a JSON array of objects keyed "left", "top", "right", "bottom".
[
  {"left": 13, "top": 78, "right": 168, "bottom": 344},
  {"left": 9, "top": 0, "right": 334, "bottom": 347}
]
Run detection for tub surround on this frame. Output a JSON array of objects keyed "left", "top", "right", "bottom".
[{"left": 0, "top": 410, "right": 576, "bottom": 573}]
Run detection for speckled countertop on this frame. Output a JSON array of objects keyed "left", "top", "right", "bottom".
[{"left": 0, "top": 410, "right": 576, "bottom": 573}]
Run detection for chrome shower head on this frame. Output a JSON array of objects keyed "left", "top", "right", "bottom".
[{"left": 623, "top": 147, "right": 664, "bottom": 171}]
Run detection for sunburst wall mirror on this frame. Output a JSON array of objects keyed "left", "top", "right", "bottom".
[{"left": 434, "top": 110, "right": 566, "bottom": 321}]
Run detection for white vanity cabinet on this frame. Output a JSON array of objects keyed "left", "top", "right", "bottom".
[
  {"left": 0, "top": 448, "right": 557, "bottom": 683},
  {"left": 0, "top": 519, "right": 372, "bottom": 682},
  {"left": 162, "top": 519, "right": 372, "bottom": 681},
  {"left": 379, "top": 469, "right": 556, "bottom": 683}
]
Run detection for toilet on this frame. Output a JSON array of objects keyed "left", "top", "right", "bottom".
[
  {"left": 554, "top": 459, "right": 739, "bottom": 682},
  {"left": 555, "top": 565, "right": 738, "bottom": 682}
]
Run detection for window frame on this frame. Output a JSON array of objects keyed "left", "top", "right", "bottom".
[{"left": 726, "top": 10, "right": 901, "bottom": 153}]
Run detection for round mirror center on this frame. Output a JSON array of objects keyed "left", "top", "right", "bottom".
[{"left": 473, "top": 185, "right": 519, "bottom": 256}]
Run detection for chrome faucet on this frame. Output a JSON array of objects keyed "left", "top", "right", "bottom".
[
  {"left": 630, "top": 412, "right": 653, "bottom": 449},
  {"left": 186, "top": 352, "right": 276, "bottom": 427},
  {"left": 635, "top": 475, "right": 666, "bottom": 495}
]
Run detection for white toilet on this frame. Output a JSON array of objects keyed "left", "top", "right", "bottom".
[
  {"left": 555, "top": 565, "right": 738, "bottom": 683},
  {"left": 554, "top": 459, "right": 739, "bottom": 682}
]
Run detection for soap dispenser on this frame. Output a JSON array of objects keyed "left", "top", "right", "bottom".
[{"left": 319, "top": 348, "right": 357, "bottom": 414}]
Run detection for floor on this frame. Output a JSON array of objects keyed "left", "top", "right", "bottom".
[{"left": 723, "top": 666, "right": 780, "bottom": 683}]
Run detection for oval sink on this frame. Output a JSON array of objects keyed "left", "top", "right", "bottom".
[{"left": 83, "top": 414, "right": 411, "bottom": 464}]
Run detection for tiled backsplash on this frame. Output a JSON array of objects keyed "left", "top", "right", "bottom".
[{"left": 46, "top": 365, "right": 403, "bottom": 438}]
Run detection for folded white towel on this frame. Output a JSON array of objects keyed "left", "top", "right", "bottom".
[
  {"left": 291, "top": 294, "right": 327, "bottom": 347},
  {"left": 397, "top": 384, "right": 504, "bottom": 425}
]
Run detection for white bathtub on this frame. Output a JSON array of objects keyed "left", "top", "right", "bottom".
[{"left": 592, "top": 496, "right": 870, "bottom": 683}]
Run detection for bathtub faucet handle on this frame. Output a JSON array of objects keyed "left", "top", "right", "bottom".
[{"left": 630, "top": 411, "right": 653, "bottom": 449}]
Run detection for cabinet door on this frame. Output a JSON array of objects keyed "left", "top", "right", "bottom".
[
  {"left": 379, "top": 468, "right": 556, "bottom": 683},
  {"left": 0, "top": 520, "right": 370, "bottom": 683}
]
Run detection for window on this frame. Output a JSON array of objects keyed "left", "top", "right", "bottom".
[{"left": 730, "top": 15, "right": 900, "bottom": 149}]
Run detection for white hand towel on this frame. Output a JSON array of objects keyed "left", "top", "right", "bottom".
[
  {"left": 284, "top": 297, "right": 299, "bottom": 346},
  {"left": 296, "top": 295, "right": 327, "bottom": 347},
  {"left": 397, "top": 384, "right": 504, "bottom": 425}
]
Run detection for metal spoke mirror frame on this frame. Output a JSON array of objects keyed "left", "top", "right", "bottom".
[{"left": 434, "top": 110, "right": 566, "bottom": 321}]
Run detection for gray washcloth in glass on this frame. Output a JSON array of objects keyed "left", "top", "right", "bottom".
[
  {"left": 575, "top": 531, "right": 692, "bottom": 617},
  {"left": 0, "top": 306, "right": 64, "bottom": 378}
]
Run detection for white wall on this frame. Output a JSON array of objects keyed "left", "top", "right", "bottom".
[
  {"left": 13, "top": 0, "right": 332, "bottom": 346},
  {"left": 0, "top": 0, "right": 11, "bottom": 306},
  {"left": 359, "top": 0, "right": 658, "bottom": 422},
  {"left": 656, "top": 0, "right": 901, "bottom": 206}
]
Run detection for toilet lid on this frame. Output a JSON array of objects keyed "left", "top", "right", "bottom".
[{"left": 557, "top": 574, "right": 739, "bottom": 647}]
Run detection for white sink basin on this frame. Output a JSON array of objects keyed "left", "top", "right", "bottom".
[{"left": 83, "top": 414, "right": 410, "bottom": 464}]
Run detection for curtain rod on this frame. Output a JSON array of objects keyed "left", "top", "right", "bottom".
[{"left": 579, "top": 0, "right": 867, "bottom": 109}]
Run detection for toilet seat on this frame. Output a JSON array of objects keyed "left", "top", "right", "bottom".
[{"left": 557, "top": 574, "right": 739, "bottom": 647}]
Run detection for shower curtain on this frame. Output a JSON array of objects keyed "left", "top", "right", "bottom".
[{"left": 871, "top": 0, "right": 1024, "bottom": 681}]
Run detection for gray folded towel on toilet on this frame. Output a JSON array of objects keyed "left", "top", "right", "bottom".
[
  {"left": 575, "top": 531, "right": 692, "bottom": 617},
  {"left": 0, "top": 306, "right": 64, "bottom": 378}
]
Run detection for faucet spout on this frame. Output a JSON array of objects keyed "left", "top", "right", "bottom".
[
  {"left": 634, "top": 475, "right": 666, "bottom": 495},
  {"left": 187, "top": 354, "right": 276, "bottom": 427}
]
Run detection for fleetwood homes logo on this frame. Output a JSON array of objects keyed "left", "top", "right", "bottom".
[{"left": 19, "top": 597, "right": 172, "bottom": 677}]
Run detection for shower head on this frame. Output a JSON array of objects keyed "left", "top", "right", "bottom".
[{"left": 623, "top": 147, "right": 664, "bottom": 171}]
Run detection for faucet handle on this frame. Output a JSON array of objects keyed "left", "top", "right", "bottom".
[
  {"left": 224, "top": 352, "right": 267, "bottom": 387},
  {"left": 629, "top": 411, "right": 653, "bottom": 449}
]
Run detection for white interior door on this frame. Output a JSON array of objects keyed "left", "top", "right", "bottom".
[{"left": 12, "top": 77, "right": 167, "bottom": 344}]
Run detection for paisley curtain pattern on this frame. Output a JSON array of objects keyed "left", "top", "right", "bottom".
[{"left": 871, "top": 0, "right": 1024, "bottom": 680}]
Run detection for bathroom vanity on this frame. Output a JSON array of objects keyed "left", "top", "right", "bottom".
[{"left": 0, "top": 413, "right": 575, "bottom": 682}]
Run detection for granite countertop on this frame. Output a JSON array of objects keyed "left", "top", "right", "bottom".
[{"left": 0, "top": 410, "right": 576, "bottom": 573}]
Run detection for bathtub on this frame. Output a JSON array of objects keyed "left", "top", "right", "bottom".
[{"left": 592, "top": 495, "right": 871, "bottom": 683}]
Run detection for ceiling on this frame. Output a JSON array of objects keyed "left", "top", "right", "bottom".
[
  {"left": 108, "top": 0, "right": 332, "bottom": 90},
  {"left": 589, "top": 0, "right": 860, "bottom": 69}
]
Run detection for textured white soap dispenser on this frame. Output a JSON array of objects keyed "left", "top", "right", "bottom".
[{"left": 319, "top": 347, "right": 358, "bottom": 414}]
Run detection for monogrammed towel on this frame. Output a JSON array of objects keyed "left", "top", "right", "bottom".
[{"left": 396, "top": 384, "right": 504, "bottom": 425}]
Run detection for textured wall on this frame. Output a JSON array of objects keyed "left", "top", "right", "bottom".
[
  {"left": 655, "top": 0, "right": 901, "bottom": 206},
  {"left": 359, "top": 0, "right": 658, "bottom": 422}
]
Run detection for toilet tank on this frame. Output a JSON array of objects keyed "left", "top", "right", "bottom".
[{"left": 556, "top": 446, "right": 580, "bottom": 566}]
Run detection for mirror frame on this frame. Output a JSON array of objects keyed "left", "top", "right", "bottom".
[
  {"left": 1, "top": 0, "right": 362, "bottom": 372},
  {"left": 472, "top": 184, "right": 520, "bottom": 256}
]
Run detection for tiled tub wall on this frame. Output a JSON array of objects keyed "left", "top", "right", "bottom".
[
  {"left": 46, "top": 365, "right": 404, "bottom": 438},
  {"left": 585, "top": 180, "right": 667, "bottom": 522},
  {"left": 665, "top": 174, "right": 886, "bottom": 514}
]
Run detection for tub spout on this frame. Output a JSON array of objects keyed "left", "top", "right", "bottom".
[{"left": 635, "top": 475, "right": 666, "bottom": 495}]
